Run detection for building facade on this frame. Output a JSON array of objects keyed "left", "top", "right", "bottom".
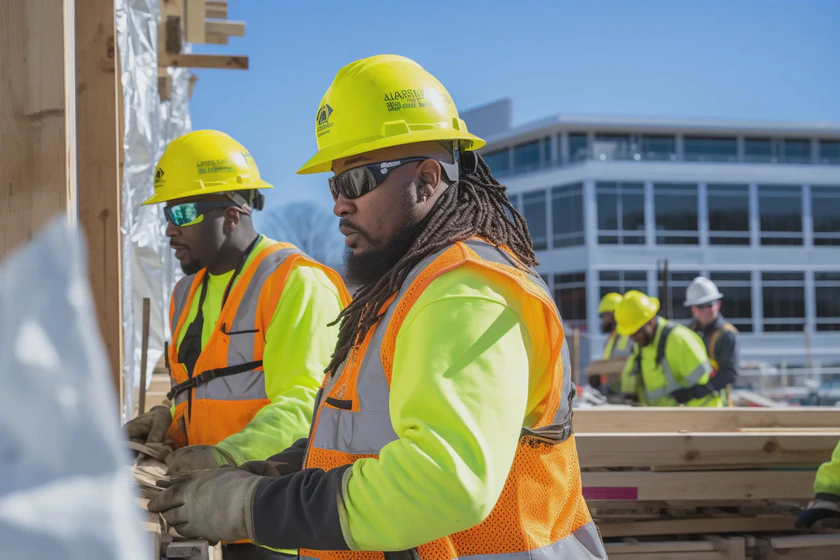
[{"left": 465, "top": 99, "right": 840, "bottom": 369}]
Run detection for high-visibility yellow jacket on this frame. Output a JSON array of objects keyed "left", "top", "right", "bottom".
[
  {"left": 620, "top": 317, "right": 722, "bottom": 407},
  {"left": 815, "top": 440, "right": 840, "bottom": 498},
  {"left": 603, "top": 332, "right": 634, "bottom": 360},
  {"left": 165, "top": 236, "right": 349, "bottom": 463}
]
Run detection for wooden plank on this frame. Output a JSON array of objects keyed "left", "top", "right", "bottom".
[
  {"left": 582, "top": 470, "right": 815, "bottom": 502},
  {"left": 184, "top": 0, "right": 206, "bottom": 43},
  {"left": 769, "top": 534, "right": 840, "bottom": 549},
  {"left": 206, "top": 0, "right": 227, "bottom": 19},
  {"left": 606, "top": 541, "right": 716, "bottom": 553},
  {"left": 574, "top": 408, "right": 840, "bottom": 434},
  {"left": 0, "top": 1, "right": 77, "bottom": 260},
  {"left": 75, "top": 0, "right": 124, "bottom": 397},
  {"left": 597, "top": 515, "right": 796, "bottom": 538},
  {"left": 161, "top": 0, "right": 185, "bottom": 17},
  {"left": 205, "top": 32, "right": 229, "bottom": 45},
  {"left": 205, "top": 20, "right": 245, "bottom": 37},
  {"left": 576, "top": 432, "right": 840, "bottom": 468},
  {"left": 159, "top": 53, "right": 248, "bottom": 70}
]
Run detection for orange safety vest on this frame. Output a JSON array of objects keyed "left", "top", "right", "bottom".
[
  {"left": 165, "top": 241, "right": 350, "bottom": 449},
  {"left": 706, "top": 322, "right": 738, "bottom": 371},
  {"left": 301, "top": 239, "right": 605, "bottom": 560}
]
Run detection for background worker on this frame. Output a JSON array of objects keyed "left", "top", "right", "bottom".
[
  {"left": 589, "top": 292, "right": 634, "bottom": 395},
  {"left": 685, "top": 277, "right": 740, "bottom": 404},
  {"left": 148, "top": 54, "right": 606, "bottom": 559},
  {"left": 617, "top": 290, "right": 723, "bottom": 407},
  {"left": 125, "top": 130, "right": 349, "bottom": 559},
  {"left": 797, "top": 440, "right": 840, "bottom": 528}
]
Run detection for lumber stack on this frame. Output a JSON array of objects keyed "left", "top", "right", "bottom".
[{"left": 574, "top": 408, "right": 840, "bottom": 556}]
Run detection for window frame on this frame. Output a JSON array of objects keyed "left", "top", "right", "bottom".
[
  {"left": 553, "top": 272, "right": 588, "bottom": 328},
  {"left": 596, "top": 181, "right": 646, "bottom": 245},
  {"left": 551, "top": 183, "right": 585, "bottom": 248},
  {"left": 758, "top": 185, "right": 803, "bottom": 246},
  {"left": 707, "top": 184, "right": 751, "bottom": 246},
  {"left": 761, "top": 272, "right": 806, "bottom": 332},
  {"left": 522, "top": 189, "right": 548, "bottom": 251},
  {"left": 654, "top": 183, "right": 700, "bottom": 246}
]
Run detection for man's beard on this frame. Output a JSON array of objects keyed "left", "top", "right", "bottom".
[
  {"left": 181, "top": 259, "right": 203, "bottom": 276},
  {"left": 601, "top": 321, "right": 614, "bottom": 334},
  {"left": 343, "top": 221, "right": 420, "bottom": 290}
]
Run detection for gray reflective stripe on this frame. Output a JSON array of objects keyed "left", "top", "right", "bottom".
[
  {"left": 458, "top": 521, "right": 606, "bottom": 559},
  {"left": 686, "top": 360, "right": 713, "bottom": 384},
  {"left": 644, "top": 360, "right": 713, "bottom": 402},
  {"left": 311, "top": 406, "right": 398, "bottom": 453},
  {"left": 195, "top": 368, "right": 267, "bottom": 401},
  {"left": 174, "top": 391, "right": 188, "bottom": 406},
  {"left": 171, "top": 275, "right": 197, "bottom": 332},
  {"left": 611, "top": 342, "right": 634, "bottom": 359}
]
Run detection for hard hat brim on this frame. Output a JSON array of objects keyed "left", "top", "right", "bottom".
[
  {"left": 615, "top": 297, "right": 660, "bottom": 337},
  {"left": 141, "top": 179, "right": 274, "bottom": 206},
  {"left": 683, "top": 294, "right": 723, "bottom": 307},
  {"left": 296, "top": 129, "right": 486, "bottom": 175}
]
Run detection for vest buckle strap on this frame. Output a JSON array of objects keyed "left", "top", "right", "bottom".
[{"left": 167, "top": 360, "right": 263, "bottom": 401}]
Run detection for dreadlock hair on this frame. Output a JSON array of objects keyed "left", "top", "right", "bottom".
[{"left": 325, "top": 151, "right": 538, "bottom": 377}]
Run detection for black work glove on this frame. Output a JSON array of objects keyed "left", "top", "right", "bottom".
[
  {"left": 124, "top": 405, "right": 172, "bottom": 444},
  {"left": 670, "top": 383, "right": 713, "bottom": 405},
  {"left": 796, "top": 495, "right": 840, "bottom": 529}
]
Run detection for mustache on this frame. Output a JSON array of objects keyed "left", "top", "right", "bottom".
[{"left": 338, "top": 218, "right": 369, "bottom": 238}]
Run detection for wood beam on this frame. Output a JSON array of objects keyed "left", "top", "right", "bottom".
[
  {"left": 582, "top": 470, "right": 814, "bottom": 502},
  {"left": 75, "top": 0, "right": 124, "bottom": 396},
  {"left": 206, "top": 1, "right": 227, "bottom": 19},
  {"left": 159, "top": 53, "right": 248, "bottom": 70},
  {"left": 0, "top": 1, "right": 77, "bottom": 259},
  {"left": 205, "top": 33, "right": 229, "bottom": 45},
  {"left": 574, "top": 407, "right": 840, "bottom": 433},
  {"left": 184, "top": 0, "right": 206, "bottom": 43},
  {"left": 597, "top": 515, "right": 796, "bottom": 538},
  {"left": 576, "top": 432, "right": 840, "bottom": 468},
  {"left": 205, "top": 20, "right": 245, "bottom": 37}
]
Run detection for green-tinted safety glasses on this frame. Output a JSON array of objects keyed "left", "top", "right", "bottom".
[{"left": 163, "top": 201, "right": 238, "bottom": 227}]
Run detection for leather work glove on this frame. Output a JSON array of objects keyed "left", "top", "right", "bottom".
[
  {"left": 670, "top": 383, "right": 713, "bottom": 405},
  {"left": 148, "top": 467, "right": 263, "bottom": 544},
  {"left": 166, "top": 444, "right": 237, "bottom": 475},
  {"left": 124, "top": 405, "right": 172, "bottom": 445},
  {"left": 239, "top": 460, "right": 299, "bottom": 478},
  {"left": 795, "top": 495, "right": 840, "bottom": 529}
]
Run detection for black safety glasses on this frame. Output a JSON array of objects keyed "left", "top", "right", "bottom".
[
  {"left": 328, "top": 157, "right": 430, "bottom": 201},
  {"left": 163, "top": 201, "right": 238, "bottom": 227}
]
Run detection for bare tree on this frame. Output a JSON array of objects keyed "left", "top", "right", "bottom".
[{"left": 262, "top": 201, "right": 344, "bottom": 270}]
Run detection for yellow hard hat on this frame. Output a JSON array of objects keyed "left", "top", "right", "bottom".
[
  {"left": 615, "top": 290, "right": 660, "bottom": 336},
  {"left": 297, "top": 54, "right": 486, "bottom": 175},
  {"left": 598, "top": 292, "right": 623, "bottom": 314},
  {"left": 142, "top": 130, "right": 273, "bottom": 205}
]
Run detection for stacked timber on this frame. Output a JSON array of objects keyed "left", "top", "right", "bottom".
[{"left": 574, "top": 408, "right": 840, "bottom": 559}]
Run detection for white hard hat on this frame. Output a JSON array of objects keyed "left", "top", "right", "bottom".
[{"left": 684, "top": 277, "right": 723, "bottom": 307}]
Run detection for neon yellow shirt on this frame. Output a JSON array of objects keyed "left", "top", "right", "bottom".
[
  {"left": 173, "top": 236, "right": 343, "bottom": 463},
  {"left": 339, "top": 265, "right": 552, "bottom": 550}
]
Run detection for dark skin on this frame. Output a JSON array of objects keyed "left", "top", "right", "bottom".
[
  {"left": 331, "top": 141, "right": 452, "bottom": 255},
  {"left": 600, "top": 312, "right": 616, "bottom": 334},
  {"left": 165, "top": 193, "right": 257, "bottom": 275},
  {"left": 630, "top": 317, "right": 659, "bottom": 347}
]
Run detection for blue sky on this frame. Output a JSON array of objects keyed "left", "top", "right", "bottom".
[{"left": 190, "top": 0, "right": 840, "bottom": 224}]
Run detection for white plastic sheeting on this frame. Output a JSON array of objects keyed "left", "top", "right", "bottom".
[
  {"left": 117, "top": 0, "right": 191, "bottom": 420},
  {"left": 0, "top": 219, "right": 147, "bottom": 559}
]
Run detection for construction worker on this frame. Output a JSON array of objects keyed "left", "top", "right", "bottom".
[
  {"left": 589, "top": 292, "right": 634, "bottom": 393},
  {"left": 148, "top": 54, "right": 606, "bottom": 559},
  {"left": 617, "top": 290, "right": 723, "bottom": 407},
  {"left": 796, "top": 440, "right": 840, "bottom": 528},
  {"left": 685, "top": 277, "right": 740, "bottom": 404},
  {"left": 126, "top": 130, "right": 350, "bottom": 559}
]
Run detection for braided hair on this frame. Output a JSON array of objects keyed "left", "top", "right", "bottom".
[{"left": 325, "top": 151, "right": 537, "bottom": 377}]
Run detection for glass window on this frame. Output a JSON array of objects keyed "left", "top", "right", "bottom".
[
  {"left": 568, "top": 133, "right": 589, "bottom": 162},
  {"left": 513, "top": 140, "right": 541, "bottom": 174},
  {"left": 684, "top": 136, "right": 737, "bottom": 163},
  {"left": 812, "top": 186, "right": 840, "bottom": 246},
  {"left": 542, "top": 136, "right": 552, "bottom": 167},
  {"left": 641, "top": 135, "right": 676, "bottom": 161},
  {"left": 707, "top": 184, "right": 750, "bottom": 245},
  {"left": 759, "top": 185, "right": 803, "bottom": 245},
  {"left": 598, "top": 270, "right": 648, "bottom": 300},
  {"left": 761, "top": 272, "right": 805, "bottom": 332},
  {"left": 554, "top": 272, "right": 587, "bottom": 328},
  {"left": 819, "top": 140, "right": 840, "bottom": 165},
  {"left": 523, "top": 190, "right": 547, "bottom": 251},
  {"left": 781, "top": 139, "right": 811, "bottom": 164},
  {"left": 596, "top": 182, "right": 645, "bottom": 245},
  {"left": 744, "top": 138, "right": 773, "bottom": 163},
  {"left": 593, "top": 134, "right": 632, "bottom": 161},
  {"left": 654, "top": 183, "right": 698, "bottom": 245},
  {"left": 709, "top": 271, "right": 753, "bottom": 332},
  {"left": 483, "top": 149, "right": 510, "bottom": 177},
  {"left": 661, "top": 271, "right": 701, "bottom": 322},
  {"left": 551, "top": 183, "right": 584, "bottom": 248},
  {"left": 815, "top": 272, "right": 840, "bottom": 331}
]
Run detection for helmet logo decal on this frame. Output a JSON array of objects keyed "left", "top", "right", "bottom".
[
  {"left": 154, "top": 167, "right": 165, "bottom": 188},
  {"left": 316, "top": 104, "right": 334, "bottom": 137},
  {"left": 196, "top": 159, "right": 234, "bottom": 175},
  {"left": 384, "top": 87, "right": 452, "bottom": 113}
]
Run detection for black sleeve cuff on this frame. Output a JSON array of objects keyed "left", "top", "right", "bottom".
[
  {"left": 816, "top": 492, "right": 840, "bottom": 504},
  {"left": 265, "top": 437, "right": 308, "bottom": 468},
  {"left": 252, "top": 465, "right": 352, "bottom": 551}
]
